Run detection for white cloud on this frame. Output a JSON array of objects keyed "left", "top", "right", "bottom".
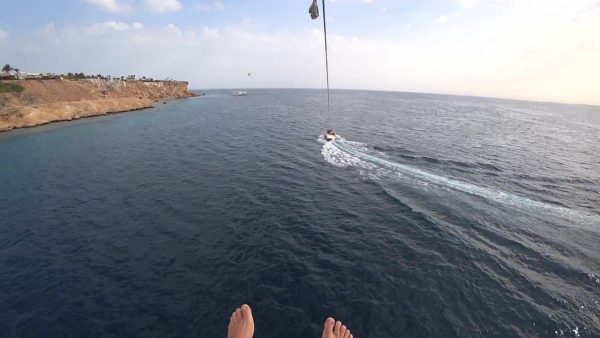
[
  {"left": 456, "top": 0, "right": 478, "bottom": 9},
  {"left": 362, "top": 0, "right": 374, "bottom": 3},
  {"left": 202, "top": 27, "right": 220, "bottom": 39},
  {"left": 196, "top": 1, "right": 225, "bottom": 12},
  {"left": 86, "top": 0, "right": 132, "bottom": 13},
  {"left": 132, "top": 22, "right": 144, "bottom": 30},
  {"left": 164, "top": 23, "right": 183, "bottom": 36},
  {"left": 213, "top": 1, "right": 225, "bottom": 11},
  {"left": 143, "top": 0, "right": 182, "bottom": 13},
  {"left": 195, "top": 3, "right": 210, "bottom": 11},
  {"left": 0, "top": 29, "right": 8, "bottom": 39},
  {"left": 437, "top": 15, "right": 449, "bottom": 24},
  {"left": 88, "top": 21, "right": 132, "bottom": 33}
]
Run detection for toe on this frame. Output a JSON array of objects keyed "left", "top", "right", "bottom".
[
  {"left": 235, "top": 308, "right": 242, "bottom": 321},
  {"left": 231, "top": 311, "right": 236, "bottom": 323},
  {"left": 344, "top": 330, "right": 351, "bottom": 338},
  {"left": 323, "top": 317, "right": 335, "bottom": 336},
  {"left": 334, "top": 321, "right": 342, "bottom": 334},
  {"left": 341, "top": 325, "right": 347, "bottom": 334},
  {"left": 241, "top": 304, "right": 253, "bottom": 322}
]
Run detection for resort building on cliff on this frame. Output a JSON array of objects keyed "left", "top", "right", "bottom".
[{"left": 18, "top": 72, "right": 42, "bottom": 79}]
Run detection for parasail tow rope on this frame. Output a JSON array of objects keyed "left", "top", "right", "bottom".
[{"left": 309, "top": 0, "right": 331, "bottom": 115}]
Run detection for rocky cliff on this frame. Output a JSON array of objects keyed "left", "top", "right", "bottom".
[{"left": 0, "top": 79, "right": 194, "bottom": 132}]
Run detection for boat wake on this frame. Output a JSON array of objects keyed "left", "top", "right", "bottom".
[{"left": 322, "top": 139, "right": 600, "bottom": 227}]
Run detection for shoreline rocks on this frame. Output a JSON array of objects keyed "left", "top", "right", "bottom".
[{"left": 0, "top": 79, "right": 195, "bottom": 132}]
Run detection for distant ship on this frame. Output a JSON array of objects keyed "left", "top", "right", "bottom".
[{"left": 232, "top": 91, "right": 248, "bottom": 96}]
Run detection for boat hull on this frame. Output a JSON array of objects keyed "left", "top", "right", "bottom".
[{"left": 324, "top": 134, "right": 338, "bottom": 142}]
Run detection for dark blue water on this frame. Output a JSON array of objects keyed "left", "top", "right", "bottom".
[{"left": 1, "top": 89, "right": 599, "bottom": 337}]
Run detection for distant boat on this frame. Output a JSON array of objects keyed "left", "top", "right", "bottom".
[
  {"left": 232, "top": 91, "right": 248, "bottom": 96},
  {"left": 324, "top": 128, "right": 339, "bottom": 142}
]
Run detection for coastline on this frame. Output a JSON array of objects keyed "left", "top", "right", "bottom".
[{"left": 0, "top": 79, "right": 195, "bottom": 132}]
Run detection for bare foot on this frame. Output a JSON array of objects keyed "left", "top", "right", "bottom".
[
  {"left": 227, "top": 304, "right": 254, "bottom": 338},
  {"left": 322, "top": 317, "right": 353, "bottom": 338}
]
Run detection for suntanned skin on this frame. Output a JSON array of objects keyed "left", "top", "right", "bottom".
[
  {"left": 226, "top": 304, "right": 354, "bottom": 338},
  {"left": 322, "top": 317, "right": 354, "bottom": 338},
  {"left": 227, "top": 304, "right": 254, "bottom": 338}
]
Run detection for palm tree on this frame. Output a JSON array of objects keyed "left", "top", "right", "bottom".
[{"left": 2, "top": 64, "right": 11, "bottom": 73}]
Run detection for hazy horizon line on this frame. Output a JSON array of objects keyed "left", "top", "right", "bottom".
[{"left": 190, "top": 87, "right": 600, "bottom": 108}]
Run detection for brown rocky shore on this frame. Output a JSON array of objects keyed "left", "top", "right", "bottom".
[{"left": 0, "top": 79, "right": 195, "bottom": 132}]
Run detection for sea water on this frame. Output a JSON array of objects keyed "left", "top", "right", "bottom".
[{"left": 1, "top": 89, "right": 599, "bottom": 337}]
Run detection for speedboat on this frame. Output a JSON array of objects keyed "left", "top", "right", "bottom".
[
  {"left": 324, "top": 128, "right": 339, "bottom": 142},
  {"left": 232, "top": 91, "right": 248, "bottom": 96}
]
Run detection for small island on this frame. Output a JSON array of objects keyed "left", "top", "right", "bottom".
[{"left": 0, "top": 64, "right": 195, "bottom": 132}]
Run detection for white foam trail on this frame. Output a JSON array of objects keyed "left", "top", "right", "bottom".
[
  {"left": 322, "top": 139, "right": 600, "bottom": 226},
  {"left": 321, "top": 139, "right": 377, "bottom": 169}
]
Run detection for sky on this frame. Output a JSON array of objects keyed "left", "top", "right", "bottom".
[{"left": 0, "top": 0, "right": 599, "bottom": 105}]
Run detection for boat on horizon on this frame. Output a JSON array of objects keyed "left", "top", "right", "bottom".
[{"left": 232, "top": 90, "right": 248, "bottom": 96}]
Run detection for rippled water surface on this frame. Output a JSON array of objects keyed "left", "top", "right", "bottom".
[{"left": 1, "top": 89, "right": 599, "bottom": 337}]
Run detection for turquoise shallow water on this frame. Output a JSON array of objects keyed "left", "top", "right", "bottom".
[{"left": 1, "top": 89, "right": 599, "bottom": 337}]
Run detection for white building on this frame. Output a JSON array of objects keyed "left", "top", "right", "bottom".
[
  {"left": 0, "top": 70, "right": 16, "bottom": 78},
  {"left": 18, "top": 72, "right": 42, "bottom": 79}
]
